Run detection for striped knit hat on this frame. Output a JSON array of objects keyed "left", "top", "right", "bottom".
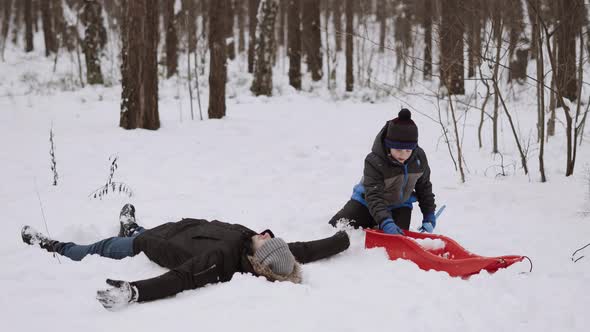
[
  {"left": 254, "top": 238, "right": 295, "bottom": 276},
  {"left": 384, "top": 109, "right": 418, "bottom": 150}
]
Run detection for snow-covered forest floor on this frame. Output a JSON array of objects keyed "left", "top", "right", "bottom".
[{"left": 1, "top": 41, "right": 589, "bottom": 331}]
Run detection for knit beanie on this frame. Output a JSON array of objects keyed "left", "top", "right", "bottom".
[
  {"left": 384, "top": 109, "right": 418, "bottom": 150},
  {"left": 254, "top": 238, "right": 296, "bottom": 276}
]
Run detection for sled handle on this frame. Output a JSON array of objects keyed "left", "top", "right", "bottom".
[{"left": 435, "top": 205, "right": 446, "bottom": 219}]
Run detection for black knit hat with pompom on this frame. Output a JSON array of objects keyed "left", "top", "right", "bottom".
[{"left": 384, "top": 109, "right": 418, "bottom": 150}]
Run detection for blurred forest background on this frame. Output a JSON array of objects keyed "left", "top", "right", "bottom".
[{"left": 1, "top": 0, "right": 589, "bottom": 181}]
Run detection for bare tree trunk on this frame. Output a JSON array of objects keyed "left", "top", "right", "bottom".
[
  {"left": 287, "top": 0, "right": 301, "bottom": 90},
  {"left": 571, "top": 26, "right": 585, "bottom": 176},
  {"left": 539, "top": 2, "right": 577, "bottom": 176},
  {"left": 251, "top": 0, "right": 278, "bottom": 96},
  {"left": 547, "top": 34, "right": 557, "bottom": 138},
  {"left": 248, "top": 0, "right": 259, "bottom": 73},
  {"left": 378, "top": 0, "right": 386, "bottom": 52},
  {"left": 201, "top": 0, "right": 209, "bottom": 43},
  {"left": 24, "top": 0, "right": 33, "bottom": 52},
  {"left": 345, "top": 0, "right": 353, "bottom": 91},
  {"left": 535, "top": 0, "right": 546, "bottom": 182},
  {"left": 556, "top": 0, "right": 581, "bottom": 103},
  {"left": 237, "top": 0, "right": 246, "bottom": 53},
  {"left": 52, "top": 0, "right": 72, "bottom": 52},
  {"left": 423, "top": 0, "right": 432, "bottom": 79},
  {"left": 491, "top": 3, "right": 503, "bottom": 154},
  {"left": 11, "top": 0, "right": 22, "bottom": 45},
  {"left": 277, "top": 0, "right": 286, "bottom": 47},
  {"left": 208, "top": 0, "right": 227, "bottom": 118},
  {"left": 507, "top": 0, "right": 527, "bottom": 83},
  {"left": 333, "top": 0, "right": 342, "bottom": 52},
  {"left": 466, "top": 0, "right": 481, "bottom": 78},
  {"left": 199, "top": 0, "right": 209, "bottom": 74},
  {"left": 226, "top": 0, "right": 235, "bottom": 60},
  {"left": 81, "top": 0, "right": 105, "bottom": 85},
  {"left": 302, "top": 0, "right": 322, "bottom": 81},
  {"left": 1, "top": 0, "right": 12, "bottom": 59},
  {"left": 477, "top": 65, "right": 491, "bottom": 149},
  {"left": 493, "top": 78, "right": 529, "bottom": 175},
  {"left": 184, "top": 0, "right": 197, "bottom": 53},
  {"left": 40, "top": 0, "right": 56, "bottom": 56},
  {"left": 440, "top": 0, "right": 464, "bottom": 95},
  {"left": 120, "top": 0, "right": 160, "bottom": 130},
  {"left": 526, "top": 0, "right": 538, "bottom": 59},
  {"left": 32, "top": 0, "right": 38, "bottom": 32},
  {"left": 448, "top": 96, "right": 466, "bottom": 183},
  {"left": 164, "top": 0, "right": 178, "bottom": 78}
]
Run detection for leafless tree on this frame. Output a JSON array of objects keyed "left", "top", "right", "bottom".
[
  {"left": 422, "top": 0, "right": 432, "bottom": 79},
  {"left": 377, "top": 0, "right": 387, "bottom": 52},
  {"left": 302, "top": 0, "right": 322, "bottom": 81},
  {"left": 332, "top": 0, "right": 342, "bottom": 52},
  {"left": 251, "top": 0, "right": 278, "bottom": 96},
  {"left": 345, "top": 0, "right": 353, "bottom": 91},
  {"left": 440, "top": 0, "right": 465, "bottom": 95},
  {"left": 39, "top": 0, "right": 56, "bottom": 56},
  {"left": 534, "top": 0, "right": 546, "bottom": 182},
  {"left": 287, "top": 0, "right": 301, "bottom": 90},
  {"left": 1, "top": 0, "right": 13, "bottom": 60},
  {"left": 24, "top": 0, "right": 33, "bottom": 52},
  {"left": 554, "top": 0, "right": 582, "bottom": 103},
  {"left": 237, "top": 0, "right": 246, "bottom": 53},
  {"left": 226, "top": 0, "right": 235, "bottom": 60},
  {"left": 248, "top": 0, "right": 259, "bottom": 73},
  {"left": 164, "top": 0, "right": 178, "bottom": 78},
  {"left": 120, "top": 0, "right": 160, "bottom": 130},
  {"left": 208, "top": 0, "right": 227, "bottom": 118},
  {"left": 81, "top": 0, "right": 106, "bottom": 85}
]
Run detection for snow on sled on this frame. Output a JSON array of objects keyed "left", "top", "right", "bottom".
[{"left": 364, "top": 229, "right": 525, "bottom": 278}]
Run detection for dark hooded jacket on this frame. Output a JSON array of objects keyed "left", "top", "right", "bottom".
[
  {"left": 131, "top": 219, "right": 298, "bottom": 302},
  {"left": 130, "top": 218, "right": 349, "bottom": 302},
  {"left": 354, "top": 123, "right": 436, "bottom": 224}
]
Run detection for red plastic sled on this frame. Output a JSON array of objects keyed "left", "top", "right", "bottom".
[{"left": 365, "top": 229, "right": 525, "bottom": 278}]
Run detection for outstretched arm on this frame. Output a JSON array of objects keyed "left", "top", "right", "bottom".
[
  {"left": 131, "top": 250, "right": 226, "bottom": 302},
  {"left": 288, "top": 231, "right": 350, "bottom": 264}
]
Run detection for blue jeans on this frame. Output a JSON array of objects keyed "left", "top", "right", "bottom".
[{"left": 57, "top": 227, "right": 146, "bottom": 261}]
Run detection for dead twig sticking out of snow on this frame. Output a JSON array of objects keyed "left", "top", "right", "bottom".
[
  {"left": 89, "top": 155, "right": 134, "bottom": 200},
  {"left": 49, "top": 126, "right": 58, "bottom": 186},
  {"left": 571, "top": 243, "right": 590, "bottom": 263},
  {"left": 484, "top": 152, "right": 516, "bottom": 178}
]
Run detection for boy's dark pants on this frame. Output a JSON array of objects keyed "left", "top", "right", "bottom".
[{"left": 328, "top": 199, "right": 412, "bottom": 230}]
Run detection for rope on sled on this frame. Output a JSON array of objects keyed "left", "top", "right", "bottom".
[
  {"left": 522, "top": 256, "right": 533, "bottom": 273},
  {"left": 571, "top": 242, "right": 590, "bottom": 263}
]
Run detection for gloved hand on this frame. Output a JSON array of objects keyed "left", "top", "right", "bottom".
[
  {"left": 96, "top": 279, "right": 138, "bottom": 311},
  {"left": 419, "top": 212, "right": 436, "bottom": 233},
  {"left": 380, "top": 218, "right": 404, "bottom": 235}
]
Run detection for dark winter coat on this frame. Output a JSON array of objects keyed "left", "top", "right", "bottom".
[
  {"left": 131, "top": 218, "right": 300, "bottom": 302},
  {"left": 352, "top": 123, "right": 436, "bottom": 224}
]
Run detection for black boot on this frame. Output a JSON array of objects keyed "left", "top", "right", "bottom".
[
  {"left": 288, "top": 231, "right": 350, "bottom": 264},
  {"left": 21, "top": 226, "right": 61, "bottom": 252},
  {"left": 118, "top": 203, "right": 139, "bottom": 237}
]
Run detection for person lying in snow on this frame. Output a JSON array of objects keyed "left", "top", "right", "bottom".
[
  {"left": 329, "top": 109, "right": 437, "bottom": 235},
  {"left": 21, "top": 204, "right": 350, "bottom": 310}
]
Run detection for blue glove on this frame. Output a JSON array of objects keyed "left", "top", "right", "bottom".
[
  {"left": 380, "top": 218, "right": 404, "bottom": 235},
  {"left": 419, "top": 212, "right": 436, "bottom": 233}
]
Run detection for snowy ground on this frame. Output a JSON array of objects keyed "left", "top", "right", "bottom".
[{"left": 1, "top": 50, "right": 590, "bottom": 332}]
